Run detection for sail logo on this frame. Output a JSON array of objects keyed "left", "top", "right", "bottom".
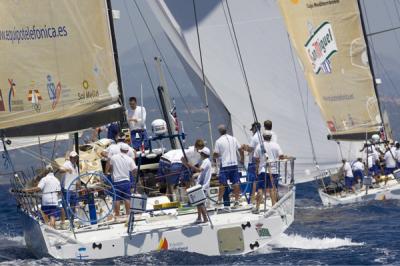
[
  {"left": 255, "top": 223, "right": 271, "bottom": 238},
  {"left": 28, "top": 88, "right": 42, "bottom": 112},
  {"left": 157, "top": 237, "right": 168, "bottom": 250},
  {"left": 78, "top": 80, "right": 99, "bottom": 101},
  {"left": 46, "top": 75, "right": 62, "bottom": 109},
  {"left": 0, "top": 89, "right": 5, "bottom": 111},
  {"left": 305, "top": 22, "right": 338, "bottom": 74},
  {"left": 7, "top": 79, "right": 24, "bottom": 112}
]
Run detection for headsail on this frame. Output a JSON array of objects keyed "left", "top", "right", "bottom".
[
  {"left": 278, "top": 0, "right": 381, "bottom": 140},
  {"left": 0, "top": 0, "right": 122, "bottom": 137}
]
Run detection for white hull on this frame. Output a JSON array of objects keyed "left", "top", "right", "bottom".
[
  {"left": 319, "top": 179, "right": 400, "bottom": 206},
  {"left": 22, "top": 187, "right": 295, "bottom": 260}
]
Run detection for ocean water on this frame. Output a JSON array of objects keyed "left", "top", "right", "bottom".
[{"left": 0, "top": 181, "right": 399, "bottom": 265}]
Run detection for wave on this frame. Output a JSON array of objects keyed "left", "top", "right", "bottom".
[{"left": 269, "top": 233, "right": 364, "bottom": 250}]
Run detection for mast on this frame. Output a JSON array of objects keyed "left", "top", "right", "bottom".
[
  {"left": 106, "top": 0, "right": 128, "bottom": 128},
  {"left": 357, "top": 0, "right": 385, "bottom": 138}
]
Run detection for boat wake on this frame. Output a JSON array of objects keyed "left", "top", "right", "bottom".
[{"left": 268, "top": 233, "right": 364, "bottom": 250}]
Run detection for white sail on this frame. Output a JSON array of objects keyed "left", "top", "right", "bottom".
[{"left": 148, "top": 0, "right": 361, "bottom": 181}]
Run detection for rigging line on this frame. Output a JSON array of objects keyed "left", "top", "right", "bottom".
[
  {"left": 123, "top": 0, "right": 162, "bottom": 113},
  {"left": 286, "top": 33, "right": 319, "bottom": 168},
  {"left": 367, "top": 25, "right": 400, "bottom": 37},
  {"left": 132, "top": 0, "right": 194, "bottom": 116},
  {"left": 382, "top": 0, "right": 400, "bottom": 50},
  {"left": 50, "top": 135, "right": 58, "bottom": 161},
  {"left": 224, "top": 0, "right": 258, "bottom": 124},
  {"left": 192, "top": 0, "right": 214, "bottom": 150}
]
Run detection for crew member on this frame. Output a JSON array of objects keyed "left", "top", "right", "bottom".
[
  {"left": 24, "top": 165, "right": 61, "bottom": 228},
  {"left": 181, "top": 139, "right": 205, "bottom": 188},
  {"left": 253, "top": 131, "right": 283, "bottom": 213},
  {"left": 395, "top": 142, "right": 400, "bottom": 168},
  {"left": 213, "top": 124, "right": 244, "bottom": 209},
  {"left": 127, "top": 96, "right": 148, "bottom": 150},
  {"left": 352, "top": 158, "right": 364, "bottom": 185},
  {"left": 384, "top": 143, "right": 397, "bottom": 175},
  {"left": 184, "top": 147, "right": 212, "bottom": 223},
  {"left": 241, "top": 122, "right": 262, "bottom": 202},
  {"left": 106, "top": 143, "right": 137, "bottom": 217},
  {"left": 342, "top": 159, "right": 355, "bottom": 193}
]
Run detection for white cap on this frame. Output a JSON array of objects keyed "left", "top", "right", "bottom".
[
  {"left": 69, "top": 151, "right": 78, "bottom": 157},
  {"left": 120, "top": 143, "right": 130, "bottom": 151},
  {"left": 263, "top": 130, "right": 273, "bottom": 136},
  {"left": 199, "top": 147, "right": 210, "bottom": 156}
]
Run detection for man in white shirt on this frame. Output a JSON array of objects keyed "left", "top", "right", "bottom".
[
  {"left": 24, "top": 165, "right": 61, "bottom": 228},
  {"left": 342, "top": 159, "right": 355, "bottom": 193},
  {"left": 241, "top": 122, "right": 262, "bottom": 202},
  {"left": 183, "top": 147, "right": 212, "bottom": 223},
  {"left": 106, "top": 143, "right": 137, "bottom": 217},
  {"left": 58, "top": 151, "right": 80, "bottom": 220},
  {"left": 213, "top": 124, "right": 244, "bottom": 208},
  {"left": 384, "top": 144, "right": 397, "bottom": 175},
  {"left": 352, "top": 158, "right": 365, "bottom": 185},
  {"left": 126, "top": 96, "right": 148, "bottom": 150},
  {"left": 253, "top": 131, "right": 283, "bottom": 212},
  {"left": 263, "top": 120, "right": 278, "bottom": 143},
  {"left": 395, "top": 142, "right": 400, "bottom": 168},
  {"left": 364, "top": 144, "right": 380, "bottom": 177}
]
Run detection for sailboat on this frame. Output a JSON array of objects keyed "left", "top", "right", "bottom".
[
  {"left": 1, "top": 0, "right": 296, "bottom": 259},
  {"left": 278, "top": 0, "right": 400, "bottom": 206}
]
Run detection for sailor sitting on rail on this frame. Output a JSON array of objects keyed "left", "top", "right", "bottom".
[
  {"left": 352, "top": 158, "right": 365, "bottom": 186},
  {"left": 384, "top": 143, "right": 397, "bottom": 175},
  {"left": 213, "top": 124, "right": 244, "bottom": 209},
  {"left": 252, "top": 131, "right": 283, "bottom": 213},
  {"left": 23, "top": 165, "right": 61, "bottom": 228},
  {"left": 106, "top": 143, "right": 137, "bottom": 217},
  {"left": 183, "top": 147, "right": 212, "bottom": 223},
  {"left": 241, "top": 122, "right": 262, "bottom": 203},
  {"left": 158, "top": 140, "right": 204, "bottom": 201},
  {"left": 342, "top": 159, "right": 355, "bottom": 193}
]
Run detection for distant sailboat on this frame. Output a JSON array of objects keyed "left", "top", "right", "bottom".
[{"left": 278, "top": 0, "right": 400, "bottom": 205}]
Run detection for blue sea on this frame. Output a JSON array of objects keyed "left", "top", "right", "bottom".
[{"left": 0, "top": 181, "right": 399, "bottom": 265}]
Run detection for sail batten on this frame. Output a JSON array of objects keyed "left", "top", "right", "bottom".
[
  {"left": 0, "top": 0, "right": 120, "bottom": 136},
  {"left": 278, "top": 0, "right": 381, "bottom": 140}
]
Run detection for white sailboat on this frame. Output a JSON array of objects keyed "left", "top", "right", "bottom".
[
  {"left": 278, "top": 0, "right": 400, "bottom": 206},
  {"left": 1, "top": 0, "right": 296, "bottom": 259}
]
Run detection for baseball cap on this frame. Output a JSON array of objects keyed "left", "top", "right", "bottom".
[
  {"left": 119, "top": 143, "right": 130, "bottom": 151},
  {"left": 250, "top": 122, "right": 261, "bottom": 131},
  {"left": 199, "top": 147, "right": 210, "bottom": 156},
  {"left": 69, "top": 151, "right": 78, "bottom": 157}
]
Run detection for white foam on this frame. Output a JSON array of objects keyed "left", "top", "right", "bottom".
[
  {"left": 0, "top": 235, "right": 25, "bottom": 246},
  {"left": 269, "top": 233, "right": 364, "bottom": 250}
]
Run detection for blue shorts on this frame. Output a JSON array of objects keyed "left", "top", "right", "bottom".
[
  {"left": 247, "top": 162, "right": 256, "bottom": 182},
  {"left": 219, "top": 165, "right": 240, "bottom": 185},
  {"left": 345, "top": 176, "right": 354, "bottom": 188},
  {"left": 180, "top": 165, "right": 192, "bottom": 182},
  {"left": 385, "top": 167, "right": 396, "bottom": 175},
  {"left": 257, "top": 173, "right": 279, "bottom": 189},
  {"left": 353, "top": 170, "right": 363, "bottom": 180},
  {"left": 41, "top": 205, "right": 60, "bottom": 218},
  {"left": 368, "top": 165, "right": 379, "bottom": 176},
  {"left": 113, "top": 180, "right": 131, "bottom": 201},
  {"left": 131, "top": 129, "right": 149, "bottom": 150}
]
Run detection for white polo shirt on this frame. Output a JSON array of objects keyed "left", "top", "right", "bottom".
[
  {"left": 62, "top": 160, "right": 78, "bottom": 190},
  {"left": 395, "top": 149, "right": 400, "bottom": 162},
  {"left": 352, "top": 161, "right": 365, "bottom": 171},
  {"left": 106, "top": 142, "right": 135, "bottom": 159},
  {"left": 126, "top": 106, "right": 146, "bottom": 131},
  {"left": 214, "top": 134, "right": 241, "bottom": 167},
  {"left": 254, "top": 141, "right": 282, "bottom": 174},
  {"left": 197, "top": 158, "right": 212, "bottom": 190},
  {"left": 110, "top": 153, "right": 137, "bottom": 182},
  {"left": 384, "top": 148, "right": 397, "bottom": 168},
  {"left": 249, "top": 132, "right": 262, "bottom": 162},
  {"left": 38, "top": 173, "right": 61, "bottom": 206},
  {"left": 343, "top": 162, "right": 353, "bottom": 177},
  {"left": 184, "top": 146, "right": 201, "bottom": 166},
  {"left": 161, "top": 147, "right": 200, "bottom": 165}
]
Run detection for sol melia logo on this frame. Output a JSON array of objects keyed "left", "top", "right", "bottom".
[{"left": 305, "top": 21, "right": 338, "bottom": 74}]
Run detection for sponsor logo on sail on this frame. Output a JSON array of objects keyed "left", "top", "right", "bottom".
[
  {"left": 78, "top": 80, "right": 99, "bottom": 101},
  {"left": 28, "top": 87, "right": 42, "bottom": 112},
  {"left": 46, "top": 75, "right": 62, "bottom": 109},
  {"left": 305, "top": 21, "right": 338, "bottom": 74},
  {"left": 7, "top": 78, "right": 24, "bottom": 112},
  {"left": 255, "top": 223, "right": 271, "bottom": 238},
  {"left": 157, "top": 237, "right": 168, "bottom": 250}
]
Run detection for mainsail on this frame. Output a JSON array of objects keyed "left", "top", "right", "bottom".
[
  {"left": 148, "top": 0, "right": 353, "bottom": 180},
  {"left": 278, "top": 0, "right": 381, "bottom": 140},
  {"left": 0, "top": 0, "right": 123, "bottom": 137}
]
